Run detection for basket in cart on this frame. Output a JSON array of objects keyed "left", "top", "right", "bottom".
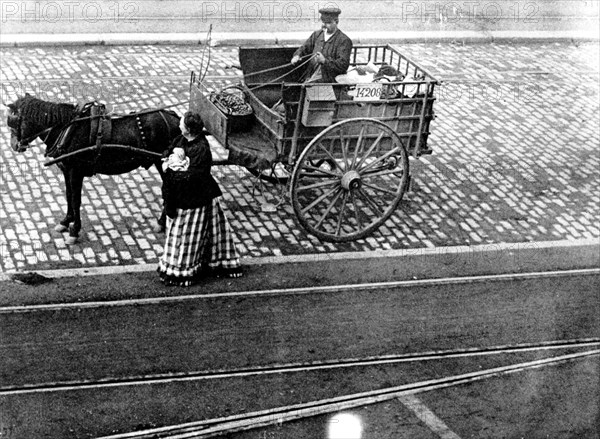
[{"left": 210, "top": 85, "right": 254, "bottom": 133}]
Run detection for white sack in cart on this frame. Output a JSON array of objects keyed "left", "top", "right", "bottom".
[{"left": 336, "top": 62, "right": 420, "bottom": 98}]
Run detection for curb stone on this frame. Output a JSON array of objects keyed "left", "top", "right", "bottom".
[{"left": 1, "top": 30, "right": 599, "bottom": 47}]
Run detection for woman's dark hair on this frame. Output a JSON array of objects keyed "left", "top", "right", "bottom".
[{"left": 183, "top": 111, "right": 204, "bottom": 136}]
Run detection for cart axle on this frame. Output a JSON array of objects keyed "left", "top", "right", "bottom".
[{"left": 341, "top": 170, "right": 361, "bottom": 191}]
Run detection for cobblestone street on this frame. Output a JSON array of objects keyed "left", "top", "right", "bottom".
[{"left": 0, "top": 41, "right": 599, "bottom": 272}]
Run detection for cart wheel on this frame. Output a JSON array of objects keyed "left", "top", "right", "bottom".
[{"left": 290, "top": 118, "right": 409, "bottom": 242}]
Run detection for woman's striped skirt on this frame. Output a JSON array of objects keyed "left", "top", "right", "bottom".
[{"left": 158, "top": 198, "right": 241, "bottom": 284}]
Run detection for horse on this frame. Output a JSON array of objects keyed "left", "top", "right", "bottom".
[{"left": 6, "top": 94, "right": 182, "bottom": 244}]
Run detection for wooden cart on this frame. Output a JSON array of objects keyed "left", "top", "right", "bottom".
[{"left": 190, "top": 44, "right": 439, "bottom": 242}]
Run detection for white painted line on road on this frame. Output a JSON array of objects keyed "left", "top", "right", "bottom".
[
  {"left": 0, "top": 238, "right": 598, "bottom": 281},
  {"left": 398, "top": 394, "right": 462, "bottom": 439},
  {"left": 1, "top": 268, "right": 598, "bottom": 313}
]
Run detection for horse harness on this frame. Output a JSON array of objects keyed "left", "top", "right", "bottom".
[
  {"left": 89, "top": 103, "right": 112, "bottom": 149},
  {"left": 12, "top": 100, "right": 181, "bottom": 170}
]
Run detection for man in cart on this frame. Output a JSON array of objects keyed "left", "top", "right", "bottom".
[{"left": 291, "top": 7, "right": 353, "bottom": 84}]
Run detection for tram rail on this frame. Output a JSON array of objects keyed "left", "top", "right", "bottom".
[
  {"left": 1, "top": 338, "right": 597, "bottom": 396},
  {"left": 89, "top": 346, "right": 599, "bottom": 439}
]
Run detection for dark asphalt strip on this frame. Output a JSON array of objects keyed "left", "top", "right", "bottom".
[
  {"left": 93, "top": 350, "right": 600, "bottom": 439},
  {"left": 1, "top": 339, "right": 598, "bottom": 395},
  {"left": 1, "top": 268, "right": 598, "bottom": 314}
]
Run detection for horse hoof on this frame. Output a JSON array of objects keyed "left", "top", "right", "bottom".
[
  {"left": 54, "top": 224, "right": 68, "bottom": 233},
  {"left": 66, "top": 236, "right": 78, "bottom": 245}
]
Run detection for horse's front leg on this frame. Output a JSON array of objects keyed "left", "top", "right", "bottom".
[
  {"left": 66, "top": 170, "right": 84, "bottom": 245},
  {"left": 55, "top": 166, "right": 73, "bottom": 233}
]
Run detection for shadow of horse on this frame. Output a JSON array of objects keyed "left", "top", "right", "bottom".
[{"left": 6, "top": 94, "right": 182, "bottom": 244}]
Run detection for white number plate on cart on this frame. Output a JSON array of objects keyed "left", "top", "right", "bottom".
[{"left": 353, "top": 83, "right": 383, "bottom": 100}]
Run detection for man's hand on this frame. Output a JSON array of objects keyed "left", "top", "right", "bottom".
[
  {"left": 315, "top": 52, "right": 326, "bottom": 64},
  {"left": 291, "top": 55, "right": 300, "bottom": 65}
]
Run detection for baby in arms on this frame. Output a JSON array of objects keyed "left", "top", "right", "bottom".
[{"left": 162, "top": 147, "right": 190, "bottom": 172}]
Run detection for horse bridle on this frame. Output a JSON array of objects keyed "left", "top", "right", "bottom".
[
  {"left": 7, "top": 112, "right": 21, "bottom": 134},
  {"left": 6, "top": 112, "right": 26, "bottom": 150},
  {"left": 7, "top": 111, "right": 55, "bottom": 151}
]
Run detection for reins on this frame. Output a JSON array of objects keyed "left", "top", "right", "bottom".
[
  {"left": 198, "top": 25, "right": 213, "bottom": 83},
  {"left": 246, "top": 54, "right": 317, "bottom": 91}
]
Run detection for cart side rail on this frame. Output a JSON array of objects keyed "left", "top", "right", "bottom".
[
  {"left": 350, "top": 44, "right": 440, "bottom": 84},
  {"left": 240, "top": 44, "right": 440, "bottom": 85},
  {"left": 271, "top": 83, "right": 436, "bottom": 160}
]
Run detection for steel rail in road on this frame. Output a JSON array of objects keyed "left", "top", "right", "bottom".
[
  {"left": 1, "top": 268, "right": 599, "bottom": 314},
  {"left": 1, "top": 338, "right": 598, "bottom": 396},
  {"left": 95, "top": 349, "right": 600, "bottom": 439}
]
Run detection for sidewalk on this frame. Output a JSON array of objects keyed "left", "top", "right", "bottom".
[
  {"left": 1, "top": 29, "right": 598, "bottom": 47},
  {"left": 1, "top": 40, "right": 599, "bottom": 277}
]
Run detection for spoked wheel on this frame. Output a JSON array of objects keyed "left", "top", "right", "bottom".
[{"left": 290, "top": 118, "right": 409, "bottom": 242}]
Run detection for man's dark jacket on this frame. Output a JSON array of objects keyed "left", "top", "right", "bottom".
[{"left": 293, "top": 29, "right": 352, "bottom": 83}]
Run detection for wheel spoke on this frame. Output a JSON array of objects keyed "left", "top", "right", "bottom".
[
  {"left": 315, "top": 143, "right": 345, "bottom": 173},
  {"left": 355, "top": 132, "right": 385, "bottom": 170},
  {"left": 359, "top": 146, "right": 402, "bottom": 173},
  {"left": 301, "top": 185, "right": 340, "bottom": 215},
  {"left": 339, "top": 128, "right": 349, "bottom": 170},
  {"left": 297, "top": 179, "right": 339, "bottom": 192},
  {"left": 356, "top": 188, "right": 384, "bottom": 216},
  {"left": 362, "top": 181, "right": 400, "bottom": 196},
  {"left": 336, "top": 134, "right": 349, "bottom": 171},
  {"left": 350, "top": 125, "right": 365, "bottom": 169},
  {"left": 300, "top": 165, "right": 339, "bottom": 178},
  {"left": 350, "top": 192, "right": 363, "bottom": 230},
  {"left": 361, "top": 167, "right": 405, "bottom": 179},
  {"left": 314, "top": 188, "right": 343, "bottom": 230},
  {"left": 335, "top": 192, "right": 349, "bottom": 236}
]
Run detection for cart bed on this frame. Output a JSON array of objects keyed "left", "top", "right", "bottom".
[{"left": 190, "top": 44, "right": 438, "bottom": 169}]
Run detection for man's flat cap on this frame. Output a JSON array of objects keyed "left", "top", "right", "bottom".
[{"left": 319, "top": 7, "right": 341, "bottom": 22}]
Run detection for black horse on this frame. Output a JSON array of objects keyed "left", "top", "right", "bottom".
[{"left": 6, "top": 94, "right": 181, "bottom": 244}]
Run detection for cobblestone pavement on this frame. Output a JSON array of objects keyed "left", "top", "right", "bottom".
[{"left": 0, "top": 42, "right": 599, "bottom": 272}]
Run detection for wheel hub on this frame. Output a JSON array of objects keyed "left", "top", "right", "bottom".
[
  {"left": 341, "top": 170, "right": 361, "bottom": 191},
  {"left": 383, "top": 156, "right": 398, "bottom": 169}
]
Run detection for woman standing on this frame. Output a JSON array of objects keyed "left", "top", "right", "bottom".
[{"left": 158, "top": 111, "right": 242, "bottom": 286}]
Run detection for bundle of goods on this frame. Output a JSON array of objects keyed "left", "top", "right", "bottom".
[
  {"left": 210, "top": 86, "right": 254, "bottom": 132},
  {"left": 336, "top": 63, "right": 419, "bottom": 99}
]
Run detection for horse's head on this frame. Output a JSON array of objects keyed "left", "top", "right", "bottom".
[
  {"left": 6, "top": 95, "right": 43, "bottom": 152},
  {"left": 7, "top": 101, "right": 26, "bottom": 152},
  {"left": 6, "top": 94, "right": 76, "bottom": 153}
]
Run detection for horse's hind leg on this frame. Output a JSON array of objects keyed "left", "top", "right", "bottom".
[
  {"left": 66, "top": 170, "right": 84, "bottom": 245},
  {"left": 55, "top": 167, "right": 73, "bottom": 233}
]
